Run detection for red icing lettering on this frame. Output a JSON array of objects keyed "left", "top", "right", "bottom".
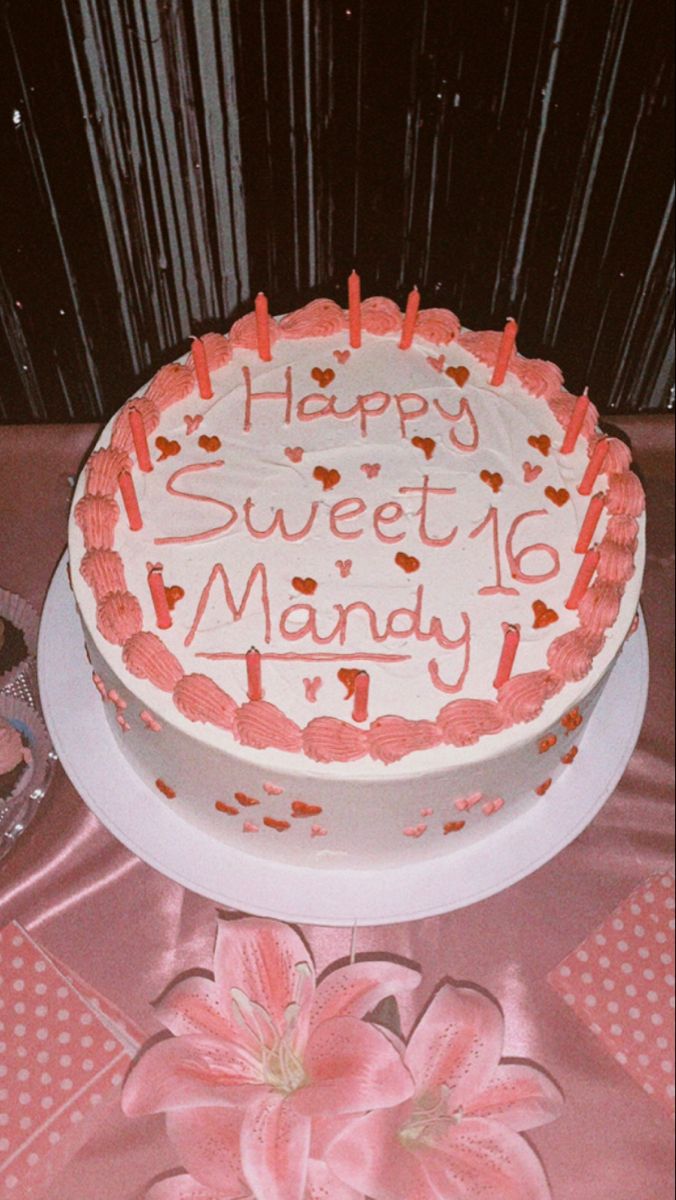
[
  {"left": 243, "top": 366, "right": 293, "bottom": 431},
  {"left": 280, "top": 604, "right": 343, "bottom": 645},
  {"left": 279, "top": 587, "right": 465, "bottom": 653},
  {"left": 329, "top": 497, "right": 367, "bottom": 540},
  {"left": 427, "top": 613, "right": 472, "bottom": 693},
  {"left": 155, "top": 461, "right": 237, "bottom": 546},
  {"left": 394, "top": 393, "right": 429, "bottom": 437},
  {"left": 243, "top": 496, "right": 319, "bottom": 541},
  {"left": 355, "top": 392, "right": 391, "bottom": 436},
  {"left": 373, "top": 502, "right": 406, "bottom": 544},
  {"left": 297, "top": 392, "right": 341, "bottom": 421},
  {"left": 399, "top": 475, "right": 458, "bottom": 548},
  {"left": 434, "top": 395, "right": 479, "bottom": 453},
  {"left": 185, "top": 562, "right": 272, "bottom": 648},
  {"left": 469, "top": 506, "right": 519, "bottom": 597},
  {"left": 506, "top": 510, "right": 560, "bottom": 584}
]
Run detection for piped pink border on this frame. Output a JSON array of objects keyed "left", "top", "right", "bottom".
[{"left": 73, "top": 298, "right": 645, "bottom": 765}]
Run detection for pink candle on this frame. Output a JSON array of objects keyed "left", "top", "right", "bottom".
[
  {"left": 490, "top": 317, "right": 518, "bottom": 387},
  {"left": 561, "top": 390, "right": 590, "bottom": 455},
  {"left": 493, "top": 623, "right": 521, "bottom": 690},
  {"left": 353, "top": 671, "right": 370, "bottom": 723},
  {"left": 191, "top": 337, "right": 213, "bottom": 400},
  {"left": 399, "top": 287, "right": 420, "bottom": 350},
  {"left": 565, "top": 548, "right": 600, "bottom": 610},
  {"left": 246, "top": 647, "right": 263, "bottom": 701},
  {"left": 575, "top": 493, "right": 606, "bottom": 554},
  {"left": 128, "top": 406, "right": 152, "bottom": 473},
  {"left": 147, "top": 563, "right": 172, "bottom": 629},
  {"left": 348, "top": 270, "right": 362, "bottom": 349},
  {"left": 118, "top": 470, "right": 143, "bottom": 532},
  {"left": 579, "top": 437, "right": 609, "bottom": 495},
  {"left": 255, "top": 293, "right": 272, "bottom": 362}
]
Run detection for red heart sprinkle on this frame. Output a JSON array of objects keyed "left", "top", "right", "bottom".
[
  {"left": 156, "top": 779, "right": 176, "bottom": 799},
  {"left": 412, "top": 436, "right": 436, "bottom": 461},
  {"left": 446, "top": 365, "right": 470, "bottom": 387},
  {"left": 444, "top": 820, "right": 466, "bottom": 834},
  {"left": 292, "top": 801, "right": 323, "bottom": 818},
  {"left": 313, "top": 466, "right": 341, "bottom": 491},
  {"left": 310, "top": 367, "right": 336, "bottom": 388},
  {"left": 395, "top": 551, "right": 420, "bottom": 574},
  {"left": 292, "top": 577, "right": 318, "bottom": 596},
  {"left": 285, "top": 446, "right": 304, "bottom": 464},
  {"left": 264, "top": 817, "right": 291, "bottom": 832},
  {"left": 532, "top": 600, "right": 559, "bottom": 629},
  {"left": 337, "top": 668, "right": 360, "bottom": 699},
  {"left": 164, "top": 585, "right": 184, "bottom": 611},
  {"left": 562, "top": 707, "right": 583, "bottom": 732},
  {"left": 427, "top": 354, "right": 446, "bottom": 373},
  {"left": 234, "top": 791, "right": 260, "bottom": 807},
  {"left": 539, "top": 734, "right": 558, "bottom": 754},
  {"left": 528, "top": 434, "right": 551, "bottom": 457},
  {"left": 360, "top": 463, "right": 381, "bottom": 479},
  {"left": 535, "top": 779, "right": 553, "bottom": 796},
  {"left": 155, "top": 437, "right": 181, "bottom": 461},
  {"left": 198, "top": 434, "right": 221, "bottom": 453},
  {"left": 561, "top": 746, "right": 579, "bottom": 765},
  {"left": 545, "top": 486, "right": 570, "bottom": 507},
  {"left": 522, "top": 461, "right": 543, "bottom": 483},
  {"left": 480, "top": 469, "right": 504, "bottom": 494},
  {"left": 184, "top": 414, "right": 203, "bottom": 436},
  {"left": 215, "top": 802, "right": 238, "bottom": 815}
]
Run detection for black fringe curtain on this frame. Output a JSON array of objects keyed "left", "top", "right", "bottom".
[{"left": 0, "top": 0, "right": 673, "bottom": 424}]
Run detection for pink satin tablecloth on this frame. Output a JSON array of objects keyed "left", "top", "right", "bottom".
[{"left": 0, "top": 417, "right": 674, "bottom": 1198}]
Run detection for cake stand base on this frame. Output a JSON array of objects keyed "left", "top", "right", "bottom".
[{"left": 38, "top": 558, "right": 649, "bottom": 927}]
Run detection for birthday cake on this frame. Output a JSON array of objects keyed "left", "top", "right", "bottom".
[{"left": 67, "top": 290, "right": 645, "bottom": 868}]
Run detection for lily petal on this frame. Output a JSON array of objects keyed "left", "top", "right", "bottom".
[
  {"left": 121, "top": 1034, "right": 263, "bottom": 1117},
  {"left": 289, "top": 1016, "right": 414, "bottom": 1118},
  {"left": 213, "top": 918, "right": 315, "bottom": 1040},
  {"left": 240, "top": 1091, "right": 312, "bottom": 1200},
  {"left": 155, "top": 974, "right": 243, "bottom": 1045},
  {"left": 311, "top": 961, "right": 421, "bottom": 1026},
  {"left": 428, "top": 1115, "right": 553, "bottom": 1200},
  {"left": 326, "top": 1107, "right": 447, "bottom": 1200},
  {"left": 164, "top": 1107, "right": 249, "bottom": 1195},
  {"left": 146, "top": 1175, "right": 239, "bottom": 1200},
  {"left": 465, "top": 1062, "right": 564, "bottom": 1131},
  {"left": 405, "top": 984, "right": 503, "bottom": 1107},
  {"left": 306, "top": 1159, "right": 364, "bottom": 1200}
]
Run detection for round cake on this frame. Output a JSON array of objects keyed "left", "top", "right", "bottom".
[{"left": 68, "top": 292, "right": 645, "bottom": 868}]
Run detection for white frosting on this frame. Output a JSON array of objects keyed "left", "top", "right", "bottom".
[{"left": 68, "top": 317, "right": 645, "bottom": 866}]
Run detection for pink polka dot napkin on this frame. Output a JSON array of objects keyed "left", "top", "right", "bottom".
[
  {"left": 549, "top": 873, "right": 675, "bottom": 1115},
  {"left": 0, "top": 922, "right": 142, "bottom": 1199}
]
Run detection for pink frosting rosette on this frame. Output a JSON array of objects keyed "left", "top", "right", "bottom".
[
  {"left": 122, "top": 917, "right": 420, "bottom": 1200},
  {"left": 327, "top": 983, "right": 563, "bottom": 1200}
]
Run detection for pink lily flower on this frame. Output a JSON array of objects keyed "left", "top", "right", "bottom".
[
  {"left": 144, "top": 1113, "right": 365, "bottom": 1200},
  {"left": 327, "top": 983, "right": 564, "bottom": 1200},
  {"left": 146, "top": 1160, "right": 361, "bottom": 1200},
  {"left": 122, "top": 917, "right": 419, "bottom": 1200}
]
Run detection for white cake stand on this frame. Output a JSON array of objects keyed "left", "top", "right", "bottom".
[{"left": 38, "top": 558, "right": 649, "bottom": 927}]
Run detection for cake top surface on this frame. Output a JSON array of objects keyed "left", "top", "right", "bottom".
[{"left": 69, "top": 295, "right": 645, "bottom": 776}]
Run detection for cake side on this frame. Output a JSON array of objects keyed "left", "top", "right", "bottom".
[{"left": 67, "top": 295, "right": 645, "bottom": 866}]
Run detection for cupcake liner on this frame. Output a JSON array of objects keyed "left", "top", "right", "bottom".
[
  {"left": 0, "top": 694, "right": 56, "bottom": 861},
  {"left": 0, "top": 588, "right": 40, "bottom": 699}
]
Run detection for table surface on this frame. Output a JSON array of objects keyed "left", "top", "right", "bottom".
[{"left": 0, "top": 417, "right": 674, "bottom": 1199}]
